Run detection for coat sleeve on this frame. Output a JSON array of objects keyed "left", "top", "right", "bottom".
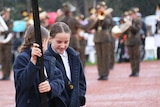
[
  {"left": 78, "top": 56, "right": 87, "bottom": 106},
  {"left": 44, "top": 56, "right": 65, "bottom": 99},
  {"left": 13, "top": 53, "right": 39, "bottom": 89}
]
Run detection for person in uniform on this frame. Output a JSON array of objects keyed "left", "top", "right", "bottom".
[
  {"left": 0, "top": 8, "right": 14, "bottom": 80},
  {"left": 92, "top": 1, "right": 115, "bottom": 80},
  {"left": 76, "top": 14, "right": 88, "bottom": 69},
  {"left": 55, "top": 8, "right": 64, "bottom": 22},
  {"left": 125, "top": 7, "right": 142, "bottom": 77},
  {"left": 59, "top": 2, "right": 80, "bottom": 52}
]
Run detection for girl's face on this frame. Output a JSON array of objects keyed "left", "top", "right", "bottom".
[{"left": 50, "top": 32, "right": 70, "bottom": 54}]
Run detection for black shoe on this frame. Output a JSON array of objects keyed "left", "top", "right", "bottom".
[
  {"left": 129, "top": 72, "right": 139, "bottom": 77},
  {"left": 0, "top": 77, "right": 10, "bottom": 80},
  {"left": 98, "top": 76, "right": 108, "bottom": 80}
]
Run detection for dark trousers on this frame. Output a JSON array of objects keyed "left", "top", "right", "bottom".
[
  {"left": 79, "top": 43, "right": 86, "bottom": 68},
  {"left": 127, "top": 45, "right": 140, "bottom": 73},
  {"left": 109, "top": 39, "right": 115, "bottom": 69},
  {"left": 69, "top": 35, "right": 80, "bottom": 52},
  {"left": 95, "top": 42, "right": 111, "bottom": 77},
  {"left": 0, "top": 44, "right": 12, "bottom": 78}
]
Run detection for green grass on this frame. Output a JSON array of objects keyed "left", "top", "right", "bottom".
[{"left": 86, "top": 61, "right": 97, "bottom": 66}]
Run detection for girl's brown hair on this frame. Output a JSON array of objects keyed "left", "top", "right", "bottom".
[
  {"left": 50, "top": 22, "right": 71, "bottom": 38},
  {"left": 19, "top": 24, "right": 49, "bottom": 52}
]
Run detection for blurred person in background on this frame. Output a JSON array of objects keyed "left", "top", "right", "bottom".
[
  {"left": 124, "top": 7, "right": 142, "bottom": 77},
  {"left": 59, "top": 2, "right": 80, "bottom": 52},
  {"left": 0, "top": 7, "right": 14, "bottom": 80},
  {"left": 137, "top": 12, "right": 147, "bottom": 61},
  {"left": 76, "top": 14, "right": 88, "bottom": 69},
  {"left": 155, "top": 3, "right": 160, "bottom": 60},
  {"left": 91, "top": 1, "right": 115, "bottom": 80},
  {"left": 55, "top": 8, "right": 64, "bottom": 22},
  {"left": 117, "top": 10, "right": 132, "bottom": 63}
]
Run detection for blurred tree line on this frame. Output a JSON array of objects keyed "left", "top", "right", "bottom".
[{"left": 0, "top": 0, "right": 159, "bottom": 20}]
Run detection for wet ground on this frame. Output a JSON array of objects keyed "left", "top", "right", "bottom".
[{"left": 0, "top": 60, "right": 160, "bottom": 107}]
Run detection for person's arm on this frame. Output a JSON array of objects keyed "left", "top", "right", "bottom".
[
  {"left": 42, "top": 55, "right": 64, "bottom": 98},
  {"left": 0, "top": 33, "right": 14, "bottom": 44},
  {"left": 13, "top": 43, "right": 42, "bottom": 89},
  {"left": 48, "top": 67, "right": 64, "bottom": 98},
  {"left": 13, "top": 52, "right": 40, "bottom": 89},
  {"left": 0, "top": 15, "right": 8, "bottom": 32}
]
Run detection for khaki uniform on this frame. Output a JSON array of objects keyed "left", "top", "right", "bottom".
[
  {"left": 78, "top": 39, "right": 87, "bottom": 68},
  {"left": 0, "top": 18, "right": 13, "bottom": 79},
  {"left": 93, "top": 15, "right": 115, "bottom": 78},
  {"left": 109, "top": 35, "right": 115, "bottom": 69},
  {"left": 125, "top": 18, "right": 142, "bottom": 75}
]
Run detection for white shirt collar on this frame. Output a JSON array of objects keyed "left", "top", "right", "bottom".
[{"left": 60, "top": 51, "right": 67, "bottom": 58}]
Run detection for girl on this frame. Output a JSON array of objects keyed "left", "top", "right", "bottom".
[
  {"left": 13, "top": 25, "right": 64, "bottom": 107},
  {"left": 44, "top": 22, "right": 86, "bottom": 107}
]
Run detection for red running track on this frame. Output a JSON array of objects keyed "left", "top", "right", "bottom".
[{"left": 0, "top": 60, "right": 160, "bottom": 107}]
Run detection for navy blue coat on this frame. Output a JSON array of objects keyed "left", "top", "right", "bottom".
[
  {"left": 44, "top": 44, "right": 86, "bottom": 107},
  {"left": 13, "top": 48, "right": 64, "bottom": 107}
]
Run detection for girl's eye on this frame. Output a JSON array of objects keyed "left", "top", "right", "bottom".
[
  {"left": 64, "top": 41, "right": 68, "bottom": 44},
  {"left": 57, "top": 41, "right": 62, "bottom": 44}
]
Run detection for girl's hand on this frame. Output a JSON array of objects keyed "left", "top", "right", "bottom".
[
  {"left": 38, "top": 80, "right": 51, "bottom": 93},
  {"left": 31, "top": 43, "right": 42, "bottom": 64}
]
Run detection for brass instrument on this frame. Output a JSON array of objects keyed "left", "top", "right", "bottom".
[
  {"left": 112, "top": 16, "right": 132, "bottom": 39},
  {"left": 97, "top": 9, "right": 106, "bottom": 20},
  {"left": 97, "top": 8, "right": 113, "bottom": 20}
]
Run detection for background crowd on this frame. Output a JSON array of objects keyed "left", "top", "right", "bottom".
[{"left": 0, "top": 1, "right": 160, "bottom": 80}]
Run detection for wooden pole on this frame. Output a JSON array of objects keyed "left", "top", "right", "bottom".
[{"left": 31, "top": 0, "right": 48, "bottom": 107}]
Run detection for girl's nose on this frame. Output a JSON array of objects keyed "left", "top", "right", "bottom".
[{"left": 60, "top": 44, "right": 65, "bottom": 48}]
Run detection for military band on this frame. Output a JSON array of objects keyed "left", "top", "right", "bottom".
[{"left": 0, "top": 1, "right": 156, "bottom": 81}]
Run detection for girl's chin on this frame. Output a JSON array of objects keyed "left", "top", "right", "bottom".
[{"left": 58, "top": 50, "right": 65, "bottom": 54}]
